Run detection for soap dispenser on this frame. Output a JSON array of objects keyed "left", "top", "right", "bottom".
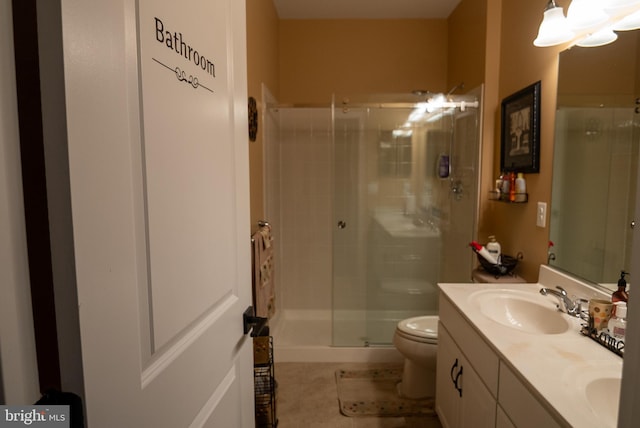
[{"left": 612, "top": 271, "right": 629, "bottom": 303}]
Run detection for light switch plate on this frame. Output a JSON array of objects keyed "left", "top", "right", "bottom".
[{"left": 537, "top": 202, "right": 547, "bottom": 228}]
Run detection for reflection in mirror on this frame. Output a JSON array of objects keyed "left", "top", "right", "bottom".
[{"left": 550, "top": 31, "right": 640, "bottom": 286}]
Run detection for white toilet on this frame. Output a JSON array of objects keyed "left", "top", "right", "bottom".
[{"left": 393, "top": 315, "right": 439, "bottom": 399}]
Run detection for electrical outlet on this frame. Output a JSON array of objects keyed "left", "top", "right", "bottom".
[{"left": 537, "top": 202, "right": 547, "bottom": 228}]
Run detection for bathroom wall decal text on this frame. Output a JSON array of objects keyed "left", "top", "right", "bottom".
[{"left": 153, "top": 17, "right": 216, "bottom": 93}]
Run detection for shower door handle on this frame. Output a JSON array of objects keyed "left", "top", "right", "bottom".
[
  {"left": 450, "top": 179, "right": 463, "bottom": 200},
  {"left": 337, "top": 220, "right": 347, "bottom": 229}
]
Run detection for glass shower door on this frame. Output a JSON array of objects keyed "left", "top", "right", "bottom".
[
  {"left": 332, "top": 108, "right": 368, "bottom": 346},
  {"left": 331, "top": 92, "right": 482, "bottom": 347}
]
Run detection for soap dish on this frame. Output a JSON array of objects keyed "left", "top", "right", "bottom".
[{"left": 580, "top": 324, "right": 624, "bottom": 358}]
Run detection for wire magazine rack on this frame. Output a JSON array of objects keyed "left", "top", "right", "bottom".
[{"left": 254, "top": 335, "right": 278, "bottom": 427}]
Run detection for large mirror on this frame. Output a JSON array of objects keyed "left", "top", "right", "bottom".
[{"left": 550, "top": 31, "right": 640, "bottom": 286}]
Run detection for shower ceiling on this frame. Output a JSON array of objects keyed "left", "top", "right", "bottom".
[{"left": 273, "top": 0, "right": 461, "bottom": 19}]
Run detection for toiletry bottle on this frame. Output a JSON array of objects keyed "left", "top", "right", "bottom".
[
  {"left": 612, "top": 271, "right": 629, "bottom": 303},
  {"left": 495, "top": 175, "right": 503, "bottom": 194},
  {"left": 508, "top": 172, "right": 516, "bottom": 202},
  {"left": 501, "top": 171, "right": 510, "bottom": 195},
  {"left": 470, "top": 241, "right": 498, "bottom": 265},
  {"left": 486, "top": 236, "right": 501, "bottom": 264},
  {"left": 515, "top": 172, "right": 526, "bottom": 194},
  {"left": 608, "top": 302, "right": 627, "bottom": 341}
]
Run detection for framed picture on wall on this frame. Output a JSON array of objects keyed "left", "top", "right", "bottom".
[{"left": 500, "top": 81, "right": 541, "bottom": 173}]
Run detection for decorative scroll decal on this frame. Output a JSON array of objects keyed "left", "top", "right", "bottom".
[{"left": 152, "top": 57, "right": 214, "bottom": 93}]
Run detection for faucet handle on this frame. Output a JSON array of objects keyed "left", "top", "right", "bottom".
[{"left": 574, "top": 298, "right": 590, "bottom": 321}]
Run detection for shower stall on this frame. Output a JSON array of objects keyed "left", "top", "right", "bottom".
[{"left": 264, "top": 87, "right": 483, "bottom": 361}]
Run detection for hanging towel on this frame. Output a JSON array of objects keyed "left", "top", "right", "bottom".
[
  {"left": 252, "top": 225, "right": 275, "bottom": 319},
  {"left": 260, "top": 227, "right": 272, "bottom": 249}
]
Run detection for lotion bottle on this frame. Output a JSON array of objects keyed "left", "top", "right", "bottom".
[
  {"left": 608, "top": 302, "right": 627, "bottom": 341},
  {"left": 515, "top": 173, "right": 526, "bottom": 194},
  {"left": 486, "top": 236, "right": 501, "bottom": 264}
]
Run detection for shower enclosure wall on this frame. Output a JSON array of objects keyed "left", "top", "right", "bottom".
[{"left": 264, "top": 88, "right": 482, "bottom": 361}]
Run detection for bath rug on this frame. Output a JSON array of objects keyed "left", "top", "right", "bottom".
[{"left": 335, "top": 368, "right": 436, "bottom": 417}]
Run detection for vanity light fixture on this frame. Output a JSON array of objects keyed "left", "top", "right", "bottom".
[
  {"left": 534, "top": 1, "right": 575, "bottom": 47},
  {"left": 614, "top": 9, "right": 640, "bottom": 30},
  {"left": 566, "top": 0, "right": 608, "bottom": 32},
  {"left": 533, "top": 0, "right": 640, "bottom": 47},
  {"left": 576, "top": 26, "right": 618, "bottom": 46}
]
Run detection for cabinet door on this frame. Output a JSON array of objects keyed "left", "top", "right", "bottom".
[
  {"left": 436, "top": 324, "right": 462, "bottom": 428},
  {"left": 437, "top": 324, "right": 496, "bottom": 428},
  {"left": 496, "top": 405, "right": 516, "bottom": 428},
  {"left": 458, "top": 358, "right": 497, "bottom": 428}
]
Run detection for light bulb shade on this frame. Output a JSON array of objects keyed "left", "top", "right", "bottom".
[
  {"left": 614, "top": 9, "right": 640, "bottom": 30},
  {"left": 534, "top": 6, "right": 575, "bottom": 47},
  {"left": 605, "top": 0, "right": 640, "bottom": 15},
  {"left": 576, "top": 27, "right": 618, "bottom": 47},
  {"left": 567, "top": 0, "right": 609, "bottom": 32}
]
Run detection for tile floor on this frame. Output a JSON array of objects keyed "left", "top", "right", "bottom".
[{"left": 274, "top": 362, "right": 443, "bottom": 428}]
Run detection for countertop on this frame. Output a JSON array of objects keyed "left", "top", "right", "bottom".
[{"left": 438, "top": 271, "right": 623, "bottom": 428}]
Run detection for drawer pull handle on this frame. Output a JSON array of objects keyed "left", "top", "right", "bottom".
[
  {"left": 450, "top": 358, "right": 459, "bottom": 383},
  {"left": 454, "top": 366, "right": 463, "bottom": 397},
  {"left": 450, "top": 359, "right": 463, "bottom": 397}
]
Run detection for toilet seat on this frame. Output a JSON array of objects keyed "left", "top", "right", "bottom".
[{"left": 396, "top": 316, "right": 438, "bottom": 344}]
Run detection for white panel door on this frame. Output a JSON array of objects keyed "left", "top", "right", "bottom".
[{"left": 60, "top": 0, "right": 254, "bottom": 426}]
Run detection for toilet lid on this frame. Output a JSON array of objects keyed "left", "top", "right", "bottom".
[{"left": 397, "top": 316, "right": 438, "bottom": 340}]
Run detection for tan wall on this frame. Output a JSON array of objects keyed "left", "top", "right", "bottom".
[
  {"left": 246, "top": 0, "right": 572, "bottom": 281},
  {"left": 246, "top": 0, "right": 279, "bottom": 230},
  {"left": 559, "top": 32, "right": 639, "bottom": 102},
  {"left": 447, "top": 0, "right": 486, "bottom": 93},
  {"left": 278, "top": 19, "right": 449, "bottom": 104},
  {"left": 482, "top": 0, "right": 566, "bottom": 281}
]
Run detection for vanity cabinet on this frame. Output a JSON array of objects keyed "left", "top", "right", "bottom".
[
  {"left": 436, "top": 324, "right": 496, "bottom": 428},
  {"left": 436, "top": 294, "right": 564, "bottom": 428}
]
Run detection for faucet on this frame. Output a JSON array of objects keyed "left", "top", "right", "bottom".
[{"left": 539, "top": 286, "right": 588, "bottom": 319}]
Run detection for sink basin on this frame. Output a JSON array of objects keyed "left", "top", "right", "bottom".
[
  {"left": 565, "top": 363, "right": 622, "bottom": 428},
  {"left": 585, "top": 377, "right": 620, "bottom": 427},
  {"left": 469, "top": 289, "right": 571, "bottom": 334}
]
